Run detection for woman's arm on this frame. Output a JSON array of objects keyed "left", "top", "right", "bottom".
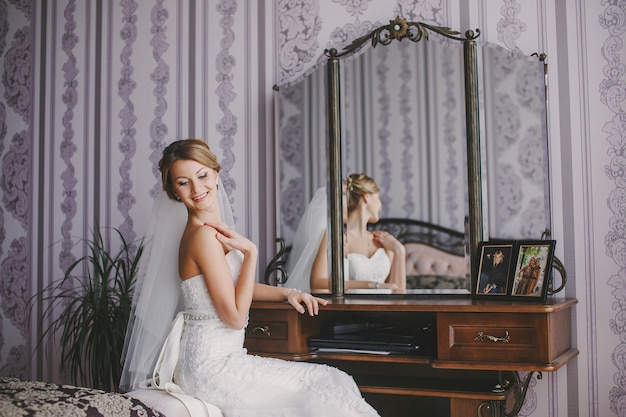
[
  {"left": 190, "top": 223, "right": 257, "bottom": 330},
  {"left": 252, "top": 283, "right": 327, "bottom": 315},
  {"left": 310, "top": 230, "right": 331, "bottom": 291},
  {"left": 387, "top": 247, "right": 406, "bottom": 290},
  {"left": 373, "top": 230, "right": 406, "bottom": 290}
]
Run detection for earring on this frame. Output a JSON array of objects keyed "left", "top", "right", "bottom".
[{"left": 216, "top": 182, "right": 219, "bottom": 190}]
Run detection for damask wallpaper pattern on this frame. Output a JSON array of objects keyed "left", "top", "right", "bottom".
[
  {"left": 0, "top": 0, "right": 620, "bottom": 416},
  {"left": 0, "top": 0, "right": 246, "bottom": 383},
  {"left": 59, "top": 0, "right": 78, "bottom": 279},
  {"left": 601, "top": 0, "right": 626, "bottom": 415},
  {"left": 1, "top": 0, "right": 31, "bottom": 381}
]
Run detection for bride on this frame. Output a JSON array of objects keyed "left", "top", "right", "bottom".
[
  {"left": 120, "top": 139, "right": 380, "bottom": 417},
  {"left": 287, "top": 174, "right": 406, "bottom": 293}
]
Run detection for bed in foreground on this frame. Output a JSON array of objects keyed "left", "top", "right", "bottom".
[
  {"left": 0, "top": 377, "right": 164, "bottom": 416},
  {"left": 0, "top": 377, "right": 226, "bottom": 417}
]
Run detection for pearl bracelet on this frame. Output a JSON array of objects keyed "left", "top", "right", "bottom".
[{"left": 286, "top": 288, "right": 299, "bottom": 298}]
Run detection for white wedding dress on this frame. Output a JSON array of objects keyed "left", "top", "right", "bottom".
[
  {"left": 347, "top": 248, "right": 391, "bottom": 283},
  {"left": 157, "top": 249, "right": 380, "bottom": 417}
]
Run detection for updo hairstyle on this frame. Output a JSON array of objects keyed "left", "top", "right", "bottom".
[{"left": 343, "top": 173, "right": 380, "bottom": 214}]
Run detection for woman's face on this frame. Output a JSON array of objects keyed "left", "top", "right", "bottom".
[
  {"left": 170, "top": 159, "right": 219, "bottom": 211},
  {"left": 493, "top": 252, "right": 504, "bottom": 265}
]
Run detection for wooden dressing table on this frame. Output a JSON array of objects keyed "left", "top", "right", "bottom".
[
  {"left": 268, "top": 16, "right": 572, "bottom": 417},
  {"left": 244, "top": 297, "right": 577, "bottom": 417}
]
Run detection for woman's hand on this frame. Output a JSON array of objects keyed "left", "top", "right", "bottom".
[
  {"left": 285, "top": 288, "right": 328, "bottom": 316},
  {"left": 372, "top": 230, "right": 405, "bottom": 254},
  {"left": 374, "top": 282, "right": 398, "bottom": 289},
  {"left": 373, "top": 230, "right": 407, "bottom": 290},
  {"left": 205, "top": 222, "right": 257, "bottom": 256}
]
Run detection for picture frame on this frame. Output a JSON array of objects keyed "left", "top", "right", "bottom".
[
  {"left": 473, "top": 241, "right": 515, "bottom": 298},
  {"left": 509, "top": 240, "right": 556, "bottom": 302}
]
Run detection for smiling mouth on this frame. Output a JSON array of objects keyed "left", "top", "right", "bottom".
[{"left": 192, "top": 191, "right": 209, "bottom": 202}]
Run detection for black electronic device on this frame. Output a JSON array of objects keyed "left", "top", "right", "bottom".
[{"left": 309, "top": 323, "right": 435, "bottom": 356}]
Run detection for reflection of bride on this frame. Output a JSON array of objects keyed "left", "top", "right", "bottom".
[{"left": 286, "top": 174, "right": 406, "bottom": 292}]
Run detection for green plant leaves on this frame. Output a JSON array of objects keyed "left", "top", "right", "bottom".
[{"left": 29, "top": 227, "right": 144, "bottom": 392}]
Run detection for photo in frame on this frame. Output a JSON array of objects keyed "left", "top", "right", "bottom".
[
  {"left": 509, "top": 240, "right": 556, "bottom": 302},
  {"left": 474, "top": 242, "right": 515, "bottom": 298}
]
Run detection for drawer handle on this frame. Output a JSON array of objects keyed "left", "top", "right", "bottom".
[
  {"left": 248, "top": 325, "right": 271, "bottom": 336},
  {"left": 474, "top": 330, "right": 509, "bottom": 343}
]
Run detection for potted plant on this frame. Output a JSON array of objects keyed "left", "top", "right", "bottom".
[{"left": 31, "top": 227, "right": 144, "bottom": 392}]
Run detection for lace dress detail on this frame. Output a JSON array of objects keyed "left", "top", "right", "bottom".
[
  {"left": 169, "top": 250, "right": 380, "bottom": 417},
  {"left": 347, "top": 248, "right": 391, "bottom": 283}
]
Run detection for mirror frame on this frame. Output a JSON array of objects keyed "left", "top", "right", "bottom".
[{"left": 324, "top": 18, "right": 482, "bottom": 298}]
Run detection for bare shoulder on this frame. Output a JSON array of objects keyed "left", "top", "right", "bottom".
[
  {"left": 179, "top": 223, "right": 224, "bottom": 279},
  {"left": 180, "top": 223, "right": 222, "bottom": 260},
  {"left": 183, "top": 223, "right": 219, "bottom": 248}
]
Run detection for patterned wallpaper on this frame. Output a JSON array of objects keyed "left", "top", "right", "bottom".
[
  {"left": 1, "top": 0, "right": 32, "bottom": 381},
  {"left": 0, "top": 0, "right": 622, "bottom": 416},
  {"left": 601, "top": 0, "right": 626, "bottom": 415},
  {"left": 0, "top": 0, "right": 255, "bottom": 383}
]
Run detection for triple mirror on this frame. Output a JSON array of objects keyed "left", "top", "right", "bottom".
[{"left": 273, "top": 18, "right": 551, "bottom": 297}]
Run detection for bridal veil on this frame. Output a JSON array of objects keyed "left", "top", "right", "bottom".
[{"left": 284, "top": 187, "right": 328, "bottom": 292}]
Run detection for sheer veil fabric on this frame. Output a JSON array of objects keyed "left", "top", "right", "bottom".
[
  {"left": 284, "top": 187, "right": 328, "bottom": 292},
  {"left": 120, "top": 186, "right": 234, "bottom": 392}
]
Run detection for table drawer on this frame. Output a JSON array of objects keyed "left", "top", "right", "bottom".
[
  {"left": 244, "top": 307, "right": 321, "bottom": 354},
  {"left": 437, "top": 311, "right": 570, "bottom": 364}
]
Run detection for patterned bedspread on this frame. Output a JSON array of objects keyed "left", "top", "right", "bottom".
[{"left": 0, "top": 377, "right": 164, "bottom": 417}]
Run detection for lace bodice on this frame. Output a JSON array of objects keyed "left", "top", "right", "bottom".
[
  {"left": 347, "top": 247, "right": 391, "bottom": 283},
  {"left": 176, "top": 250, "right": 246, "bottom": 364},
  {"left": 165, "top": 248, "right": 380, "bottom": 416},
  {"left": 181, "top": 250, "right": 243, "bottom": 312}
]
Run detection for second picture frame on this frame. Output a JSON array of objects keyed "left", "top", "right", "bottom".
[{"left": 509, "top": 240, "right": 556, "bottom": 302}]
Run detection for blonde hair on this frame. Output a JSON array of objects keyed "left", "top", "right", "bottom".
[
  {"left": 158, "top": 139, "right": 221, "bottom": 201},
  {"left": 343, "top": 173, "right": 379, "bottom": 213}
]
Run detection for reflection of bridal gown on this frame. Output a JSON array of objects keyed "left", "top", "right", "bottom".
[
  {"left": 158, "top": 249, "right": 380, "bottom": 417},
  {"left": 347, "top": 248, "right": 391, "bottom": 283},
  {"left": 286, "top": 187, "right": 392, "bottom": 291}
]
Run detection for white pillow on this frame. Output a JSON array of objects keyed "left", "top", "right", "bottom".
[{"left": 127, "top": 389, "right": 223, "bottom": 417}]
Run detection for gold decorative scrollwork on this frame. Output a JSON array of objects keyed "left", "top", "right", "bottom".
[
  {"left": 474, "top": 331, "right": 510, "bottom": 343},
  {"left": 325, "top": 16, "right": 480, "bottom": 59},
  {"left": 247, "top": 326, "right": 270, "bottom": 336}
]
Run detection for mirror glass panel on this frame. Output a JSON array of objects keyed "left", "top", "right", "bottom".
[
  {"left": 273, "top": 26, "right": 550, "bottom": 296},
  {"left": 275, "top": 64, "right": 328, "bottom": 250},
  {"left": 340, "top": 36, "right": 469, "bottom": 294},
  {"left": 478, "top": 43, "right": 551, "bottom": 240}
]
